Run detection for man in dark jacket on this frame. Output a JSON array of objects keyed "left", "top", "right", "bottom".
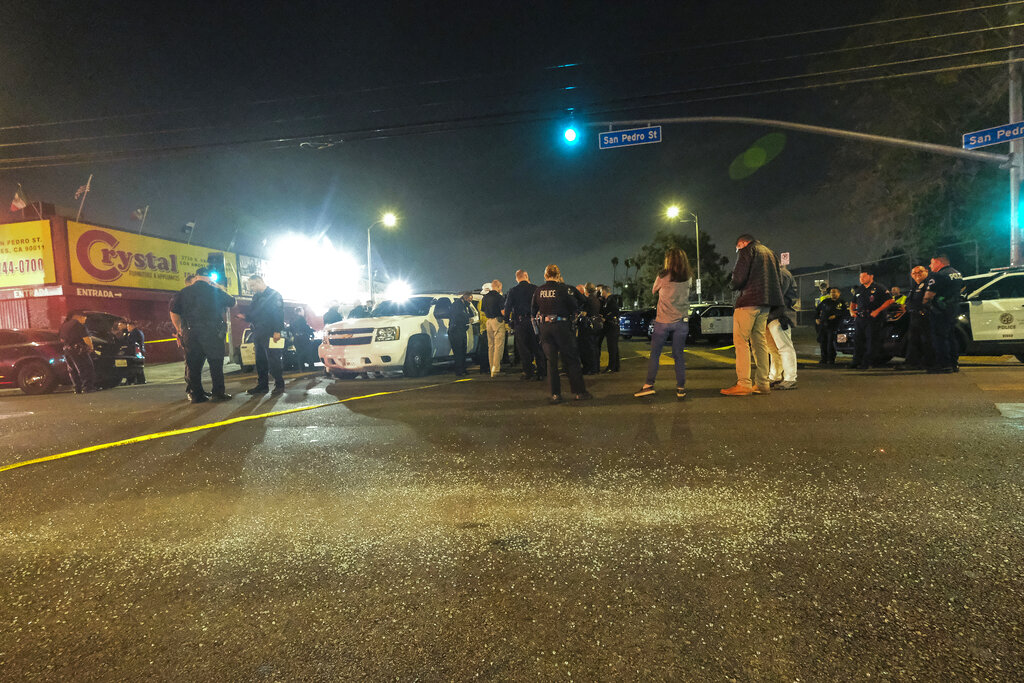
[
  {"left": 241, "top": 275, "right": 285, "bottom": 395},
  {"left": 448, "top": 292, "right": 475, "bottom": 376},
  {"left": 503, "top": 269, "right": 546, "bottom": 380},
  {"left": 170, "top": 268, "right": 236, "bottom": 402},
  {"left": 322, "top": 302, "right": 343, "bottom": 326},
  {"left": 123, "top": 320, "right": 147, "bottom": 385},
  {"left": 59, "top": 310, "right": 96, "bottom": 394},
  {"left": 288, "top": 307, "right": 316, "bottom": 370},
  {"left": 815, "top": 288, "right": 847, "bottom": 364},
  {"left": 722, "top": 234, "right": 784, "bottom": 396}
]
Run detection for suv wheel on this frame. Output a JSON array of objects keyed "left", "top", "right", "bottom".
[
  {"left": 17, "top": 360, "right": 57, "bottom": 395},
  {"left": 403, "top": 337, "right": 432, "bottom": 377}
]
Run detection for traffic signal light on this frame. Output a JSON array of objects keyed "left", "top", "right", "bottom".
[
  {"left": 563, "top": 126, "right": 579, "bottom": 144},
  {"left": 207, "top": 252, "right": 226, "bottom": 284}
]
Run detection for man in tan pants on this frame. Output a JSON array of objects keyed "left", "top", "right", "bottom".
[
  {"left": 722, "top": 234, "right": 784, "bottom": 396},
  {"left": 480, "top": 279, "right": 507, "bottom": 378}
]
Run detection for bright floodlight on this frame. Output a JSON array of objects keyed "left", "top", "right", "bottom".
[
  {"left": 265, "top": 232, "right": 362, "bottom": 314},
  {"left": 564, "top": 127, "right": 578, "bottom": 144},
  {"left": 666, "top": 205, "right": 681, "bottom": 219},
  {"left": 382, "top": 212, "right": 397, "bottom": 228},
  {"left": 383, "top": 279, "right": 413, "bottom": 301}
]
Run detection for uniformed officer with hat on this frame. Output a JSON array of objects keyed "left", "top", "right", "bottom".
[
  {"left": 531, "top": 264, "right": 592, "bottom": 403},
  {"left": 169, "top": 266, "right": 236, "bottom": 402},
  {"left": 923, "top": 253, "right": 963, "bottom": 373},
  {"left": 850, "top": 267, "right": 894, "bottom": 369}
]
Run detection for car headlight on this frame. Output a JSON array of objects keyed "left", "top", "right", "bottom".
[{"left": 374, "top": 327, "right": 400, "bottom": 342}]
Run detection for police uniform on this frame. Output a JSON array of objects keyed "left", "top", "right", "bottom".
[
  {"left": 448, "top": 297, "right": 474, "bottom": 376},
  {"left": 504, "top": 280, "right": 546, "bottom": 379},
  {"left": 814, "top": 296, "right": 847, "bottom": 364},
  {"left": 598, "top": 292, "right": 622, "bottom": 372},
  {"left": 578, "top": 291, "right": 602, "bottom": 374},
  {"left": 903, "top": 280, "right": 932, "bottom": 369},
  {"left": 851, "top": 281, "right": 892, "bottom": 369},
  {"left": 124, "top": 327, "right": 147, "bottom": 385},
  {"left": 925, "top": 265, "right": 963, "bottom": 371},
  {"left": 170, "top": 280, "right": 236, "bottom": 399},
  {"left": 531, "top": 280, "right": 588, "bottom": 400},
  {"left": 59, "top": 316, "right": 96, "bottom": 393},
  {"left": 246, "top": 286, "right": 285, "bottom": 391}
]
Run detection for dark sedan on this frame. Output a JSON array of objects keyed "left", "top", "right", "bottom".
[
  {"left": 0, "top": 329, "right": 70, "bottom": 394},
  {"left": 83, "top": 312, "right": 147, "bottom": 389},
  {"left": 618, "top": 309, "right": 655, "bottom": 339}
]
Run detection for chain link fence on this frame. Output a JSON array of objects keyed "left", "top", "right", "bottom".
[{"left": 791, "top": 240, "right": 980, "bottom": 325}]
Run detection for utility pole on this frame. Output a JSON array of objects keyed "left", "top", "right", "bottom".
[{"left": 1009, "top": 54, "right": 1022, "bottom": 266}]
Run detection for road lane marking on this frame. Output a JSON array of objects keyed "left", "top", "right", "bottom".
[
  {"left": 995, "top": 403, "right": 1024, "bottom": 418},
  {"left": 0, "top": 379, "right": 472, "bottom": 475}
]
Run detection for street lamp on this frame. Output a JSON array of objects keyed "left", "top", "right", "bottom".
[
  {"left": 367, "top": 211, "right": 399, "bottom": 308},
  {"left": 665, "top": 205, "right": 702, "bottom": 303}
]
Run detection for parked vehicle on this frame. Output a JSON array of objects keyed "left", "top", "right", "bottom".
[
  {"left": 618, "top": 309, "right": 655, "bottom": 339},
  {"left": 319, "top": 293, "right": 481, "bottom": 378},
  {"left": 0, "top": 329, "right": 69, "bottom": 394},
  {"left": 82, "top": 312, "right": 147, "bottom": 389},
  {"left": 687, "top": 303, "right": 733, "bottom": 344},
  {"left": 237, "top": 328, "right": 322, "bottom": 372}
]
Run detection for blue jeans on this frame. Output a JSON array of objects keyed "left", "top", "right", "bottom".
[{"left": 645, "top": 320, "right": 688, "bottom": 387}]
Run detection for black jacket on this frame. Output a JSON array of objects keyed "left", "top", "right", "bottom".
[
  {"left": 246, "top": 287, "right": 284, "bottom": 335},
  {"left": 449, "top": 298, "right": 474, "bottom": 329},
  {"left": 504, "top": 281, "right": 537, "bottom": 321},
  {"left": 731, "top": 240, "right": 784, "bottom": 308},
  {"left": 481, "top": 290, "right": 504, "bottom": 320}
]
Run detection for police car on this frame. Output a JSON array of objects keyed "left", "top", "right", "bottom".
[
  {"left": 833, "top": 266, "right": 1024, "bottom": 363},
  {"left": 687, "top": 303, "right": 733, "bottom": 344},
  {"left": 319, "top": 293, "right": 481, "bottom": 378}
]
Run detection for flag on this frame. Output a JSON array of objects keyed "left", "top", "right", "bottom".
[
  {"left": 131, "top": 207, "right": 145, "bottom": 220},
  {"left": 10, "top": 189, "right": 26, "bottom": 212},
  {"left": 74, "top": 178, "right": 91, "bottom": 200},
  {"left": 183, "top": 221, "right": 196, "bottom": 234}
]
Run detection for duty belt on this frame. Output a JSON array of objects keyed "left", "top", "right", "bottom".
[{"left": 540, "top": 315, "right": 569, "bottom": 323}]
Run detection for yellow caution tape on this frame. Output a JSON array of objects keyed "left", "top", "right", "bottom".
[{"left": 1, "top": 379, "right": 472, "bottom": 475}]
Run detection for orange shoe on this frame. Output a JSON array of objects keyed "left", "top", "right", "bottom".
[{"left": 720, "top": 384, "right": 754, "bottom": 396}]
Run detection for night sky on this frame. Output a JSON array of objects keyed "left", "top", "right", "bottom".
[{"left": 2, "top": 0, "right": 976, "bottom": 292}]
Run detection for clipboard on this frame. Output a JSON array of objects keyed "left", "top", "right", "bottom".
[{"left": 268, "top": 336, "right": 286, "bottom": 349}]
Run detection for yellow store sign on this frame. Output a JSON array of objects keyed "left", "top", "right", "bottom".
[
  {"left": 0, "top": 220, "right": 57, "bottom": 288},
  {"left": 68, "top": 222, "right": 238, "bottom": 295}
]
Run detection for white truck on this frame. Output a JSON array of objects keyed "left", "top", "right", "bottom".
[
  {"left": 319, "top": 293, "right": 481, "bottom": 378},
  {"left": 957, "top": 266, "right": 1024, "bottom": 361}
]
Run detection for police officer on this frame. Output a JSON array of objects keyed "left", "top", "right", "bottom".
[
  {"left": 598, "top": 284, "right": 621, "bottom": 372},
  {"left": 59, "top": 310, "right": 96, "bottom": 394},
  {"left": 123, "top": 320, "right": 147, "bottom": 385},
  {"left": 901, "top": 265, "right": 932, "bottom": 370},
  {"left": 169, "top": 267, "right": 235, "bottom": 402},
  {"left": 449, "top": 291, "right": 475, "bottom": 376},
  {"left": 241, "top": 275, "right": 285, "bottom": 394},
  {"left": 814, "top": 287, "right": 847, "bottom": 364},
  {"left": 503, "top": 269, "right": 546, "bottom": 380},
  {"left": 170, "top": 274, "right": 197, "bottom": 396},
  {"left": 322, "top": 301, "right": 343, "bottom": 326},
  {"left": 531, "top": 265, "right": 592, "bottom": 403},
  {"left": 850, "top": 267, "right": 894, "bottom": 370},
  {"left": 288, "top": 307, "right": 316, "bottom": 370},
  {"left": 890, "top": 286, "right": 907, "bottom": 308},
  {"left": 923, "top": 253, "right": 963, "bottom": 373}
]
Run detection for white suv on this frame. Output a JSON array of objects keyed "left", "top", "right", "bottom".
[
  {"left": 958, "top": 267, "right": 1024, "bottom": 362},
  {"left": 319, "top": 293, "right": 481, "bottom": 378}
]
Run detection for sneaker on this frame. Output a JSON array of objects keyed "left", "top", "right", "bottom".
[
  {"left": 574, "top": 391, "right": 593, "bottom": 401},
  {"left": 776, "top": 381, "right": 797, "bottom": 390},
  {"left": 633, "top": 385, "right": 656, "bottom": 397},
  {"left": 676, "top": 387, "right": 686, "bottom": 399},
  {"left": 769, "top": 379, "right": 782, "bottom": 388},
  {"left": 246, "top": 386, "right": 269, "bottom": 395},
  {"left": 271, "top": 385, "right": 286, "bottom": 395},
  {"left": 753, "top": 384, "right": 771, "bottom": 395},
  {"left": 720, "top": 384, "right": 754, "bottom": 396},
  {"left": 549, "top": 395, "right": 562, "bottom": 405}
]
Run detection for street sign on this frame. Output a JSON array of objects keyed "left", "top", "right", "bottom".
[
  {"left": 695, "top": 278, "right": 702, "bottom": 294},
  {"left": 780, "top": 252, "right": 790, "bottom": 266},
  {"left": 599, "top": 126, "right": 662, "bottom": 149},
  {"left": 962, "top": 122, "right": 1024, "bottom": 150}
]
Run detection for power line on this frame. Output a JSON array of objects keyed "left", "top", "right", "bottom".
[
  {"left": 2, "top": 2, "right": 1020, "bottom": 136},
  {"left": 1, "top": 57, "right": 1020, "bottom": 171}
]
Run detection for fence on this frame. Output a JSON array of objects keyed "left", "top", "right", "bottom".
[{"left": 791, "top": 240, "right": 980, "bottom": 326}]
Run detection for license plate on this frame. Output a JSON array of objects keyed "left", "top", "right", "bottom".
[
  {"left": 836, "top": 334, "right": 847, "bottom": 343},
  {"left": 115, "top": 359, "right": 128, "bottom": 367}
]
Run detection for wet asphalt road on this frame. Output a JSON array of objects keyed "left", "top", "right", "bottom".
[{"left": 2, "top": 339, "right": 1023, "bottom": 680}]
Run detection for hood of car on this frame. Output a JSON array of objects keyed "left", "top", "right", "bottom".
[{"left": 325, "top": 316, "right": 420, "bottom": 332}]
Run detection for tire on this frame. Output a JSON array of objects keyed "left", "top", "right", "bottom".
[
  {"left": 403, "top": 337, "right": 432, "bottom": 378},
  {"left": 1015, "top": 353, "right": 1024, "bottom": 363},
  {"left": 241, "top": 364, "right": 254, "bottom": 372},
  {"left": 17, "top": 360, "right": 57, "bottom": 395},
  {"left": 621, "top": 335, "right": 632, "bottom": 340},
  {"left": 331, "top": 370, "right": 357, "bottom": 380}
]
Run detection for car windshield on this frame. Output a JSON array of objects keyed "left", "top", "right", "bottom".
[
  {"left": 962, "top": 274, "right": 999, "bottom": 298},
  {"left": 370, "top": 297, "right": 433, "bottom": 317}
]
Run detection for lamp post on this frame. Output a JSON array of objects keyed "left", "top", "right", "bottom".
[
  {"left": 666, "top": 205, "right": 701, "bottom": 303},
  {"left": 367, "top": 211, "right": 398, "bottom": 308}
]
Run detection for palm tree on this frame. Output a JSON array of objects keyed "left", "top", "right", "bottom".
[{"left": 611, "top": 256, "right": 619, "bottom": 289}]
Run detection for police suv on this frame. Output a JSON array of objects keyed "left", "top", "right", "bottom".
[
  {"left": 957, "top": 266, "right": 1024, "bottom": 361},
  {"left": 319, "top": 293, "right": 481, "bottom": 378}
]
